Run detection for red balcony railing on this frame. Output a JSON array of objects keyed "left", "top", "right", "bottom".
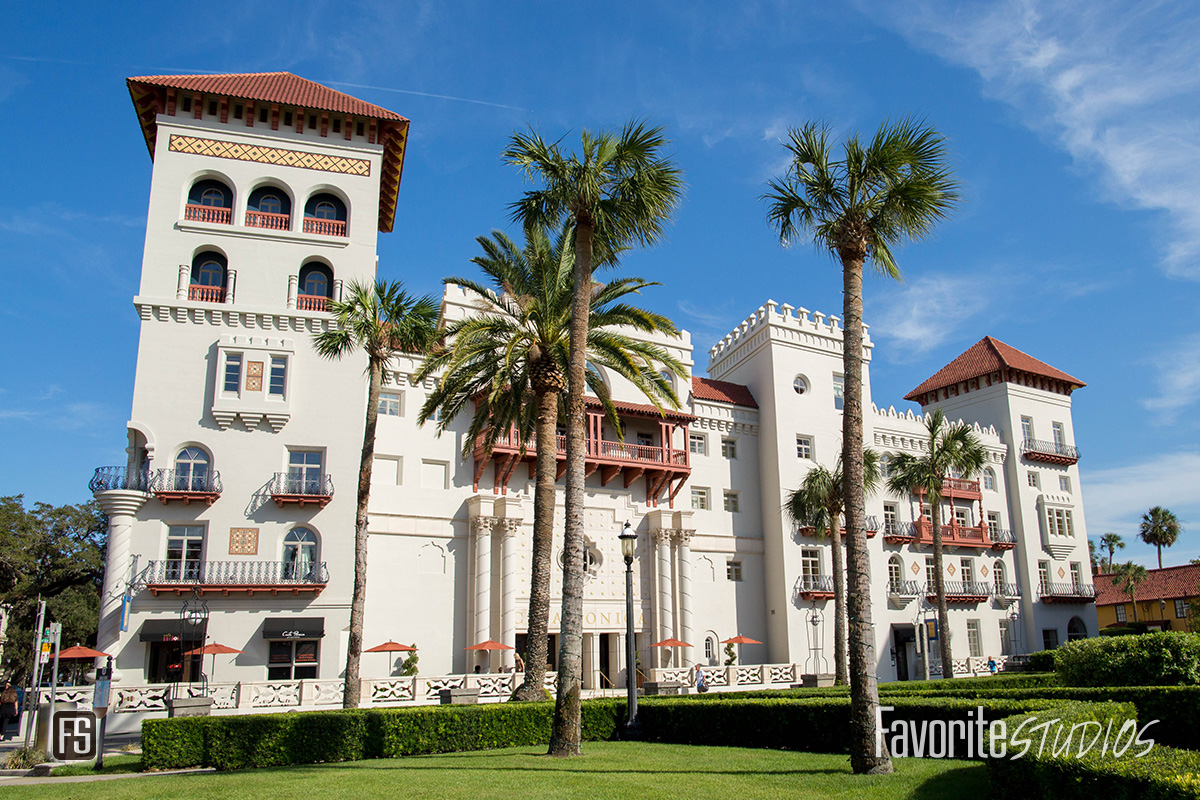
[
  {"left": 184, "top": 204, "right": 232, "bottom": 225},
  {"left": 297, "top": 294, "right": 329, "bottom": 312},
  {"left": 913, "top": 518, "right": 992, "bottom": 548},
  {"left": 303, "top": 218, "right": 347, "bottom": 237},
  {"left": 245, "top": 210, "right": 291, "bottom": 230},
  {"left": 188, "top": 285, "right": 226, "bottom": 303},
  {"left": 912, "top": 477, "right": 981, "bottom": 498}
]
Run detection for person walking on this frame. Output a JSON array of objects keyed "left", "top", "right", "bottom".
[{"left": 0, "top": 681, "right": 18, "bottom": 740}]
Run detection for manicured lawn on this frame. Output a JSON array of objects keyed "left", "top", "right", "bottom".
[{"left": 4, "top": 742, "right": 986, "bottom": 799}]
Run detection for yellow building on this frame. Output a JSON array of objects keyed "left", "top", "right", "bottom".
[{"left": 1094, "top": 564, "right": 1200, "bottom": 630}]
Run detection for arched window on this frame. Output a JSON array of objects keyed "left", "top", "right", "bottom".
[
  {"left": 303, "top": 193, "right": 347, "bottom": 236},
  {"left": 174, "top": 447, "right": 209, "bottom": 491},
  {"left": 190, "top": 252, "right": 227, "bottom": 302},
  {"left": 246, "top": 186, "right": 292, "bottom": 229},
  {"left": 887, "top": 555, "right": 903, "bottom": 593},
  {"left": 1067, "top": 616, "right": 1088, "bottom": 641},
  {"left": 983, "top": 468, "right": 996, "bottom": 491},
  {"left": 299, "top": 263, "right": 333, "bottom": 298},
  {"left": 704, "top": 636, "right": 715, "bottom": 663},
  {"left": 283, "top": 528, "right": 318, "bottom": 579},
  {"left": 186, "top": 179, "right": 233, "bottom": 224},
  {"left": 993, "top": 561, "right": 1006, "bottom": 597}
]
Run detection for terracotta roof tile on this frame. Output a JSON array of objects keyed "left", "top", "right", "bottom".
[
  {"left": 1094, "top": 564, "right": 1200, "bottom": 606},
  {"left": 905, "top": 336, "right": 1084, "bottom": 402},
  {"left": 692, "top": 377, "right": 759, "bottom": 408},
  {"left": 583, "top": 395, "right": 694, "bottom": 422}
]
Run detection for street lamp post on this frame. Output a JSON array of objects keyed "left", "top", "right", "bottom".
[{"left": 619, "top": 521, "right": 641, "bottom": 738}]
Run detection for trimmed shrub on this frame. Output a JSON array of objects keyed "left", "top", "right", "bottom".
[
  {"left": 1100, "top": 622, "right": 1151, "bottom": 637},
  {"left": 882, "top": 672, "right": 1059, "bottom": 692},
  {"left": 142, "top": 716, "right": 211, "bottom": 771},
  {"left": 1028, "top": 649, "right": 1058, "bottom": 672},
  {"left": 1055, "top": 632, "right": 1200, "bottom": 687}
]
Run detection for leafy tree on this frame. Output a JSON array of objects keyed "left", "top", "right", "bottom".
[
  {"left": 1088, "top": 538, "right": 1100, "bottom": 575},
  {"left": 1111, "top": 561, "right": 1149, "bottom": 622},
  {"left": 313, "top": 280, "right": 440, "bottom": 708},
  {"left": 399, "top": 647, "right": 419, "bottom": 677},
  {"left": 1139, "top": 507, "right": 1181, "bottom": 569},
  {"left": 885, "top": 410, "right": 986, "bottom": 681},
  {"left": 784, "top": 450, "right": 881, "bottom": 685},
  {"left": 765, "top": 118, "right": 958, "bottom": 775},
  {"left": 1100, "top": 532, "right": 1125, "bottom": 573},
  {"left": 504, "top": 122, "right": 683, "bottom": 756},
  {"left": 417, "top": 225, "right": 683, "bottom": 702},
  {"left": 724, "top": 642, "right": 737, "bottom": 667},
  {"left": 0, "top": 496, "right": 107, "bottom": 682}
]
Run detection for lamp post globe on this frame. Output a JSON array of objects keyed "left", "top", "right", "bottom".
[{"left": 619, "top": 521, "right": 641, "bottom": 738}]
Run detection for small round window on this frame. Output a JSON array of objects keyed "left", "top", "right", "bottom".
[{"left": 793, "top": 375, "right": 809, "bottom": 395}]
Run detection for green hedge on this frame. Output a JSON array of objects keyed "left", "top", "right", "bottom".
[
  {"left": 1054, "top": 632, "right": 1200, "bottom": 687},
  {"left": 1028, "top": 650, "right": 1058, "bottom": 672},
  {"left": 988, "top": 702, "right": 1200, "bottom": 799},
  {"left": 1100, "top": 622, "right": 1151, "bottom": 637}
]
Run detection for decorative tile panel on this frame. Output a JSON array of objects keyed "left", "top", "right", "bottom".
[
  {"left": 246, "top": 361, "right": 263, "bottom": 392},
  {"left": 169, "top": 134, "right": 371, "bottom": 176},
  {"left": 229, "top": 528, "right": 259, "bottom": 555}
]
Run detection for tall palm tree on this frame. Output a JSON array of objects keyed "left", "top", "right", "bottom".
[
  {"left": 765, "top": 119, "right": 958, "bottom": 774},
  {"left": 1139, "top": 507, "right": 1181, "bottom": 569},
  {"left": 1111, "top": 561, "right": 1149, "bottom": 622},
  {"left": 1100, "top": 533, "right": 1125, "bottom": 573},
  {"left": 416, "top": 224, "right": 684, "bottom": 703},
  {"left": 504, "top": 122, "right": 683, "bottom": 756},
  {"left": 313, "top": 279, "right": 439, "bottom": 708},
  {"left": 785, "top": 450, "right": 881, "bottom": 685},
  {"left": 885, "top": 409, "right": 986, "bottom": 681}
]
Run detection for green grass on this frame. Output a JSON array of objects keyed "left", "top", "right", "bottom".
[
  {"left": 2, "top": 742, "right": 985, "bottom": 799},
  {"left": 45, "top": 755, "right": 142, "bottom": 776}
]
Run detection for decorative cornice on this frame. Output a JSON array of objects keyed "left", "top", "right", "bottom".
[
  {"left": 674, "top": 529, "right": 695, "bottom": 545},
  {"left": 499, "top": 519, "right": 523, "bottom": 537},
  {"left": 471, "top": 516, "right": 497, "bottom": 536},
  {"left": 652, "top": 528, "right": 674, "bottom": 546}
]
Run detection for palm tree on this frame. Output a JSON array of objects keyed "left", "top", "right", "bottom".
[
  {"left": 1139, "top": 507, "right": 1181, "bottom": 568},
  {"left": 313, "top": 279, "right": 439, "bottom": 708},
  {"left": 1100, "top": 533, "right": 1125, "bottom": 573},
  {"left": 765, "top": 119, "right": 958, "bottom": 775},
  {"left": 784, "top": 450, "right": 881, "bottom": 685},
  {"left": 504, "top": 122, "right": 683, "bottom": 756},
  {"left": 885, "top": 409, "right": 986, "bottom": 682},
  {"left": 1111, "top": 561, "right": 1149, "bottom": 622},
  {"left": 416, "top": 224, "right": 684, "bottom": 703}
]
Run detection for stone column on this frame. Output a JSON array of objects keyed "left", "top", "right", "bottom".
[
  {"left": 176, "top": 265, "right": 190, "bottom": 300},
  {"left": 94, "top": 488, "right": 149, "bottom": 679},
  {"left": 499, "top": 518, "right": 521, "bottom": 671},
  {"left": 287, "top": 274, "right": 299, "bottom": 309},
  {"left": 472, "top": 516, "right": 495, "bottom": 671},
  {"left": 654, "top": 528, "right": 674, "bottom": 668},
  {"left": 224, "top": 269, "right": 237, "bottom": 305},
  {"left": 675, "top": 529, "right": 695, "bottom": 667}
]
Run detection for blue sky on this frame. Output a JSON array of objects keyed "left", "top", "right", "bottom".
[{"left": 3, "top": 1, "right": 1200, "bottom": 568}]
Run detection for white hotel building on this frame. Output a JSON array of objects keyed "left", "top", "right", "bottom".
[{"left": 91, "top": 72, "right": 1097, "bottom": 700}]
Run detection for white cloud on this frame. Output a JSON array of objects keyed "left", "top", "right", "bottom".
[
  {"left": 1143, "top": 334, "right": 1200, "bottom": 423},
  {"left": 875, "top": 0, "right": 1200, "bottom": 278},
  {"left": 868, "top": 274, "right": 997, "bottom": 358},
  {"left": 1082, "top": 451, "right": 1200, "bottom": 556}
]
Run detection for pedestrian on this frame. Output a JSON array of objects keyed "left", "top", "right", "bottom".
[
  {"left": 692, "top": 663, "right": 708, "bottom": 693},
  {"left": 987, "top": 656, "right": 997, "bottom": 676},
  {"left": 513, "top": 652, "right": 525, "bottom": 674},
  {"left": 0, "top": 681, "right": 18, "bottom": 740}
]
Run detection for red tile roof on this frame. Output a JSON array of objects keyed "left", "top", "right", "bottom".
[
  {"left": 904, "top": 336, "right": 1084, "bottom": 402},
  {"left": 126, "top": 72, "right": 409, "bottom": 233},
  {"left": 1094, "top": 564, "right": 1200, "bottom": 605},
  {"left": 692, "top": 377, "right": 759, "bottom": 408},
  {"left": 583, "top": 395, "right": 694, "bottom": 422}
]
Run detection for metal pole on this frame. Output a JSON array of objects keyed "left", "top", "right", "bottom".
[
  {"left": 623, "top": 557, "right": 640, "bottom": 737},
  {"left": 22, "top": 599, "right": 46, "bottom": 749},
  {"left": 45, "top": 622, "right": 61, "bottom": 760},
  {"left": 94, "top": 657, "right": 112, "bottom": 771}
]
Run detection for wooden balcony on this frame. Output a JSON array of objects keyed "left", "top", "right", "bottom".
[
  {"left": 913, "top": 518, "right": 994, "bottom": 549},
  {"left": 912, "top": 477, "right": 981, "bottom": 500},
  {"left": 188, "top": 285, "right": 226, "bottom": 303},
  {"left": 141, "top": 559, "right": 328, "bottom": 597},
  {"left": 303, "top": 218, "right": 347, "bottom": 237},
  {"left": 184, "top": 204, "right": 232, "bottom": 225},
  {"left": 297, "top": 294, "right": 329, "bottom": 312},
  {"left": 1022, "top": 438, "right": 1080, "bottom": 466},
  {"left": 245, "top": 210, "right": 291, "bottom": 230}
]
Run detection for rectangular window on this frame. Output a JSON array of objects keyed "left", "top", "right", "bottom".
[
  {"left": 287, "top": 451, "right": 323, "bottom": 494},
  {"left": 726, "top": 560, "right": 743, "bottom": 582},
  {"left": 1042, "top": 629, "right": 1060, "bottom": 650},
  {"left": 636, "top": 432, "right": 654, "bottom": 448},
  {"left": 378, "top": 392, "right": 402, "bottom": 416},
  {"left": 954, "top": 507, "right": 969, "bottom": 528},
  {"left": 960, "top": 558, "right": 974, "bottom": 583},
  {"left": 1038, "top": 561, "right": 1050, "bottom": 593},
  {"left": 723, "top": 491, "right": 739, "bottom": 513},
  {"left": 802, "top": 548, "right": 821, "bottom": 580},
  {"left": 268, "top": 356, "right": 287, "bottom": 397},
  {"left": 796, "top": 435, "right": 813, "bottom": 460},
  {"left": 967, "top": 619, "right": 983, "bottom": 658},
  {"left": 1021, "top": 416, "right": 1034, "bottom": 441},
  {"left": 1052, "top": 422, "right": 1065, "bottom": 447},
  {"left": 233, "top": 103, "right": 243, "bottom": 119},
  {"left": 425, "top": 394, "right": 444, "bottom": 422},
  {"left": 356, "top": 121, "right": 365, "bottom": 137},
  {"left": 223, "top": 353, "right": 243, "bottom": 394},
  {"left": 721, "top": 438, "right": 737, "bottom": 459},
  {"left": 207, "top": 100, "right": 218, "bottom": 117},
  {"left": 833, "top": 374, "right": 845, "bottom": 410},
  {"left": 1069, "top": 562, "right": 1082, "bottom": 587},
  {"left": 926, "top": 556, "right": 937, "bottom": 588},
  {"left": 998, "top": 619, "right": 1011, "bottom": 656},
  {"left": 1027, "top": 470, "right": 1040, "bottom": 488},
  {"left": 689, "top": 433, "right": 707, "bottom": 456},
  {"left": 1047, "top": 507, "right": 1075, "bottom": 538},
  {"left": 166, "top": 525, "right": 205, "bottom": 581},
  {"left": 181, "top": 96, "right": 192, "bottom": 113},
  {"left": 267, "top": 640, "right": 319, "bottom": 680},
  {"left": 1177, "top": 599, "right": 1188, "bottom": 619},
  {"left": 1059, "top": 475, "right": 1071, "bottom": 492},
  {"left": 259, "top": 107, "right": 269, "bottom": 123},
  {"left": 284, "top": 111, "right": 294, "bottom": 127},
  {"left": 883, "top": 503, "right": 898, "bottom": 530},
  {"left": 987, "top": 512, "right": 1000, "bottom": 536},
  {"left": 691, "top": 487, "right": 710, "bottom": 511},
  {"left": 1115, "top": 605, "right": 1127, "bottom": 623}
]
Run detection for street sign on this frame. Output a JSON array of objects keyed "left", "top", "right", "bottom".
[{"left": 92, "top": 680, "right": 111, "bottom": 710}]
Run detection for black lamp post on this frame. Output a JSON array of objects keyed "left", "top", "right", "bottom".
[{"left": 619, "top": 521, "right": 641, "bottom": 738}]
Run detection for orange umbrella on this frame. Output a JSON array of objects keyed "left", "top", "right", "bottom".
[
  {"left": 650, "top": 638, "right": 692, "bottom": 648},
  {"left": 183, "top": 642, "right": 243, "bottom": 683},
  {"left": 57, "top": 645, "right": 112, "bottom": 659},
  {"left": 720, "top": 635, "right": 762, "bottom": 645},
  {"left": 365, "top": 641, "right": 418, "bottom": 678},
  {"left": 465, "top": 640, "right": 513, "bottom": 651}
]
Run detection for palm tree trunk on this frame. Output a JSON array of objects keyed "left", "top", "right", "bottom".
[
  {"left": 839, "top": 253, "right": 892, "bottom": 774},
  {"left": 343, "top": 357, "right": 381, "bottom": 708},
  {"left": 1131, "top": 596, "right": 1139, "bottom": 623},
  {"left": 828, "top": 504, "right": 848, "bottom": 685},
  {"left": 549, "top": 220, "right": 593, "bottom": 756},
  {"left": 931, "top": 501, "right": 953, "bottom": 680},
  {"left": 514, "top": 388, "right": 558, "bottom": 702},
  {"left": 1158, "top": 545, "right": 1163, "bottom": 569}
]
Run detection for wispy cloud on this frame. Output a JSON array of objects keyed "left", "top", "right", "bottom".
[
  {"left": 1082, "top": 451, "right": 1200, "bottom": 562},
  {"left": 1143, "top": 334, "right": 1200, "bottom": 423},
  {"left": 868, "top": 273, "right": 1000, "bottom": 358},
  {"left": 874, "top": 0, "right": 1200, "bottom": 278}
]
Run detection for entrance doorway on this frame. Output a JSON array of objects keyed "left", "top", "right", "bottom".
[
  {"left": 891, "top": 624, "right": 916, "bottom": 682},
  {"left": 598, "top": 634, "right": 612, "bottom": 688}
]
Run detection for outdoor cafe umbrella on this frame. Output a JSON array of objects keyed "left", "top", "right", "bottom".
[
  {"left": 720, "top": 634, "right": 762, "bottom": 663},
  {"left": 184, "top": 642, "right": 243, "bottom": 683},
  {"left": 649, "top": 638, "right": 692, "bottom": 648},
  {"left": 365, "top": 640, "right": 417, "bottom": 677},
  {"left": 464, "top": 640, "right": 513, "bottom": 651},
  {"left": 55, "top": 645, "right": 113, "bottom": 684}
]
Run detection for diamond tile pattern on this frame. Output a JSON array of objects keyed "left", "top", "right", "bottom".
[{"left": 169, "top": 134, "right": 370, "bottom": 177}]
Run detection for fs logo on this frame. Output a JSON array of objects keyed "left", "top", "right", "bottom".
[{"left": 52, "top": 711, "right": 98, "bottom": 761}]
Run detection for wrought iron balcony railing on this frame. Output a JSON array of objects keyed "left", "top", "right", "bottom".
[
  {"left": 883, "top": 520, "right": 916, "bottom": 541},
  {"left": 142, "top": 560, "right": 329, "bottom": 586},
  {"left": 888, "top": 580, "right": 921, "bottom": 596},
  {"left": 1039, "top": 582, "right": 1096, "bottom": 602},
  {"left": 931, "top": 580, "right": 991, "bottom": 599},
  {"left": 993, "top": 582, "right": 1022, "bottom": 599},
  {"left": 1022, "top": 438, "right": 1081, "bottom": 463},
  {"left": 268, "top": 473, "right": 334, "bottom": 508},
  {"left": 989, "top": 529, "right": 1017, "bottom": 544},
  {"left": 149, "top": 469, "right": 223, "bottom": 495},
  {"left": 794, "top": 575, "right": 835, "bottom": 599},
  {"left": 89, "top": 466, "right": 149, "bottom": 493}
]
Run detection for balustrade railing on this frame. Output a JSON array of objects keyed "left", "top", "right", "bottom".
[
  {"left": 1022, "top": 438, "right": 1081, "bottom": 461},
  {"left": 188, "top": 285, "right": 226, "bottom": 303},
  {"left": 149, "top": 469, "right": 223, "bottom": 495},
  {"left": 794, "top": 575, "right": 834, "bottom": 597},
  {"left": 269, "top": 473, "right": 334, "bottom": 498},
  {"left": 989, "top": 529, "right": 1017, "bottom": 545},
  {"left": 994, "top": 582, "right": 1022, "bottom": 599},
  {"left": 296, "top": 294, "right": 329, "bottom": 312},
  {"left": 933, "top": 580, "right": 991, "bottom": 598},
  {"left": 89, "top": 466, "right": 149, "bottom": 493},
  {"left": 141, "top": 559, "right": 329, "bottom": 586},
  {"left": 303, "top": 218, "right": 347, "bottom": 237},
  {"left": 483, "top": 428, "right": 686, "bottom": 467},
  {"left": 888, "top": 579, "right": 921, "bottom": 596},
  {"left": 184, "top": 204, "right": 232, "bottom": 224},
  {"left": 883, "top": 520, "right": 916, "bottom": 539},
  {"left": 245, "top": 210, "right": 291, "bottom": 230},
  {"left": 1039, "top": 582, "right": 1096, "bottom": 600}
]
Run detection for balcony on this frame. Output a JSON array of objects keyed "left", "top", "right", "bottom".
[
  {"left": 149, "top": 469, "right": 222, "bottom": 505},
  {"left": 988, "top": 529, "right": 1017, "bottom": 551},
  {"left": 795, "top": 516, "right": 880, "bottom": 539},
  {"left": 89, "top": 466, "right": 149, "bottom": 493},
  {"left": 888, "top": 579, "right": 921, "bottom": 597},
  {"left": 928, "top": 580, "right": 991, "bottom": 603},
  {"left": 188, "top": 285, "right": 226, "bottom": 303},
  {"left": 1023, "top": 438, "right": 1080, "bottom": 466},
  {"left": 184, "top": 204, "right": 232, "bottom": 225},
  {"left": 912, "top": 477, "right": 981, "bottom": 500},
  {"left": 245, "top": 210, "right": 291, "bottom": 230},
  {"left": 303, "top": 218, "right": 346, "bottom": 237},
  {"left": 141, "top": 559, "right": 329, "bottom": 597},
  {"left": 1039, "top": 583, "right": 1096, "bottom": 604},
  {"left": 269, "top": 473, "right": 334, "bottom": 508},
  {"left": 913, "top": 518, "right": 994, "bottom": 549},
  {"left": 993, "top": 582, "right": 1022, "bottom": 601},
  {"left": 883, "top": 520, "right": 916, "bottom": 544},
  {"left": 296, "top": 294, "right": 329, "bottom": 312},
  {"left": 794, "top": 575, "right": 835, "bottom": 601}
]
